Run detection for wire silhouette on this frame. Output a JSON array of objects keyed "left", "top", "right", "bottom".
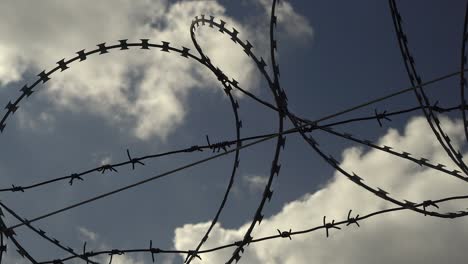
[{"left": 0, "top": 0, "right": 468, "bottom": 263}]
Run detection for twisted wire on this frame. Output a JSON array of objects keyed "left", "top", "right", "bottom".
[
  {"left": 32, "top": 194, "right": 468, "bottom": 264},
  {"left": 389, "top": 0, "right": 468, "bottom": 176},
  {"left": 460, "top": 1, "right": 468, "bottom": 142},
  {"left": 0, "top": 0, "right": 467, "bottom": 263}
]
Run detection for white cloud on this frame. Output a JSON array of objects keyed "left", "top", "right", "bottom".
[
  {"left": 0, "top": 0, "right": 271, "bottom": 140},
  {"left": 74, "top": 227, "right": 144, "bottom": 264},
  {"left": 0, "top": 0, "right": 312, "bottom": 140},
  {"left": 243, "top": 174, "right": 268, "bottom": 192},
  {"left": 99, "top": 156, "right": 113, "bottom": 166},
  {"left": 93, "top": 254, "right": 144, "bottom": 264},
  {"left": 0, "top": 44, "right": 27, "bottom": 86},
  {"left": 174, "top": 116, "right": 468, "bottom": 263},
  {"left": 257, "top": 0, "right": 313, "bottom": 40},
  {"left": 77, "top": 226, "right": 98, "bottom": 242},
  {"left": 16, "top": 111, "right": 55, "bottom": 132}
]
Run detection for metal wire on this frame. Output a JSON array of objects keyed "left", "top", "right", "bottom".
[{"left": 0, "top": 0, "right": 467, "bottom": 263}]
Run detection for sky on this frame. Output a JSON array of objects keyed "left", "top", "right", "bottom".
[{"left": 0, "top": 0, "right": 467, "bottom": 263}]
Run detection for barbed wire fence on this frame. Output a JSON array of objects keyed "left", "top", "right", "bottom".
[{"left": 0, "top": 0, "right": 467, "bottom": 263}]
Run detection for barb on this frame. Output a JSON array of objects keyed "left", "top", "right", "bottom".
[
  {"left": 323, "top": 216, "right": 341, "bottom": 238},
  {"left": 277, "top": 229, "right": 292, "bottom": 240},
  {"left": 374, "top": 109, "right": 392, "bottom": 127},
  {"left": 126, "top": 149, "right": 145, "bottom": 170},
  {"left": 346, "top": 210, "right": 360, "bottom": 227}
]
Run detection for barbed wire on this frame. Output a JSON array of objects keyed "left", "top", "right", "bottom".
[
  {"left": 461, "top": 2, "right": 468, "bottom": 144},
  {"left": 0, "top": 102, "right": 463, "bottom": 194},
  {"left": 0, "top": 0, "right": 467, "bottom": 263},
  {"left": 389, "top": 0, "right": 468, "bottom": 176}
]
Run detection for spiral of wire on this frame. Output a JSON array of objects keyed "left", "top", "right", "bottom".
[{"left": 0, "top": 0, "right": 468, "bottom": 263}]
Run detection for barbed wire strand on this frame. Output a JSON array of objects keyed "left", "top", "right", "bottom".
[
  {"left": 460, "top": 1, "right": 468, "bottom": 142},
  {"left": 36, "top": 193, "right": 468, "bottom": 264},
  {"left": 0, "top": 0, "right": 467, "bottom": 263},
  {"left": 389, "top": 0, "right": 468, "bottom": 176},
  {"left": 0, "top": 102, "right": 463, "bottom": 194}
]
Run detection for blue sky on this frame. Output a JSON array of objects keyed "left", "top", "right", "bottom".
[{"left": 0, "top": 0, "right": 467, "bottom": 263}]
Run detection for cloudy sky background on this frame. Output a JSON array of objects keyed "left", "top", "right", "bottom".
[{"left": 0, "top": 0, "right": 467, "bottom": 263}]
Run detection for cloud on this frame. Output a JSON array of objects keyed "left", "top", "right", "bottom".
[
  {"left": 75, "top": 227, "right": 145, "bottom": 264},
  {"left": 173, "top": 116, "right": 468, "bottom": 263},
  {"left": 98, "top": 156, "right": 113, "bottom": 166},
  {"left": 0, "top": 0, "right": 266, "bottom": 140},
  {"left": 0, "top": 44, "right": 27, "bottom": 86},
  {"left": 0, "top": 0, "right": 312, "bottom": 139},
  {"left": 16, "top": 111, "right": 55, "bottom": 132},
  {"left": 243, "top": 174, "right": 268, "bottom": 192},
  {"left": 77, "top": 226, "right": 98, "bottom": 242},
  {"left": 94, "top": 254, "right": 144, "bottom": 264},
  {"left": 257, "top": 0, "right": 313, "bottom": 40}
]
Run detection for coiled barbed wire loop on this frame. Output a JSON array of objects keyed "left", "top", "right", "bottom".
[{"left": 0, "top": 0, "right": 468, "bottom": 263}]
